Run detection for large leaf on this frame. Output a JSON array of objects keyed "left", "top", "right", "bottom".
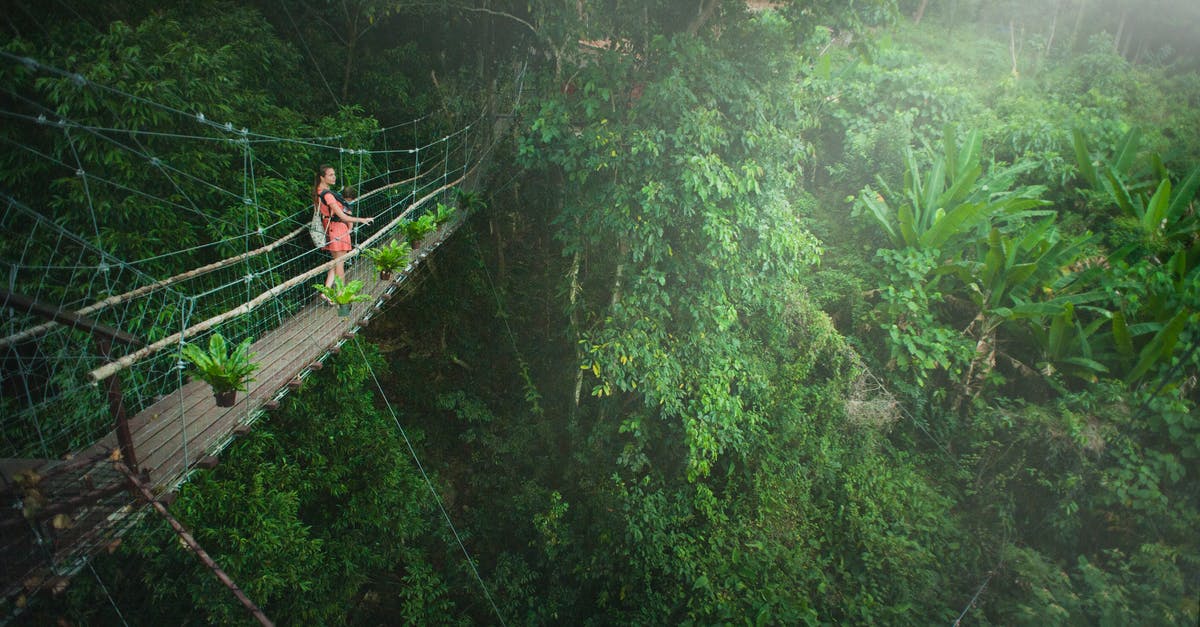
[
  {"left": 920, "top": 200, "right": 990, "bottom": 250},
  {"left": 1166, "top": 165, "right": 1200, "bottom": 220},
  {"left": 1126, "top": 309, "right": 1191, "bottom": 384},
  {"left": 1112, "top": 310, "right": 1135, "bottom": 362},
  {"left": 1113, "top": 127, "right": 1143, "bottom": 175},
  {"left": 1072, "top": 128, "right": 1098, "bottom": 188},
  {"left": 1102, "top": 169, "right": 1138, "bottom": 219},
  {"left": 859, "top": 187, "right": 897, "bottom": 243},
  {"left": 1142, "top": 178, "right": 1172, "bottom": 234}
]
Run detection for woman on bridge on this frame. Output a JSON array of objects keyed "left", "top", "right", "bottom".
[{"left": 314, "top": 165, "right": 373, "bottom": 301}]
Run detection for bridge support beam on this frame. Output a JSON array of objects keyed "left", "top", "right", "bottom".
[
  {"left": 118, "top": 463, "right": 274, "bottom": 626},
  {"left": 95, "top": 337, "right": 139, "bottom": 473}
]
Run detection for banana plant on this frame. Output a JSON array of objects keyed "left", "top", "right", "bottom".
[
  {"left": 1025, "top": 302, "right": 1112, "bottom": 382},
  {"left": 859, "top": 126, "right": 1052, "bottom": 255},
  {"left": 951, "top": 219, "right": 1103, "bottom": 401},
  {"left": 1073, "top": 127, "right": 1200, "bottom": 254}
]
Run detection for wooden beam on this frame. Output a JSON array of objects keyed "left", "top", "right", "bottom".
[
  {"left": 118, "top": 463, "right": 274, "bottom": 627},
  {"left": 0, "top": 291, "right": 141, "bottom": 347}
]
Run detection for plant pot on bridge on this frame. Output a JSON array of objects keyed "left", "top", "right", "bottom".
[
  {"left": 179, "top": 332, "right": 260, "bottom": 409},
  {"left": 314, "top": 277, "right": 372, "bottom": 318},
  {"left": 214, "top": 389, "right": 237, "bottom": 407},
  {"left": 403, "top": 214, "right": 438, "bottom": 252},
  {"left": 364, "top": 239, "right": 409, "bottom": 283}
]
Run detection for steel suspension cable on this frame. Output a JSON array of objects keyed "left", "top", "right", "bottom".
[{"left": 351, "top": 338, "right": 507, "bottom": 626}]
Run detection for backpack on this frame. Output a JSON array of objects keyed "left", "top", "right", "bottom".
[
  {"left": 308, "top": 190, "right": 347, "bottom": 248},
  {"left": 308, "top": 204, "right": 326, "bottom": 248}
]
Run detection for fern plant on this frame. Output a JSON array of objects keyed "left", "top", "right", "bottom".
[
  {"left": 403, "top": 213, "right": 438, "bottom": 247},
  {"left": 312, "top": 277, "right": 372, "bottom": 305},
  {"left": 432, "top": 202, "right": 457, "bottom": 226},
  {"left": 180, "top": 333, "right": 259, "bottom": 403},
  {"left": 363, "top": 239, "right": 410, "bottom": 277}
]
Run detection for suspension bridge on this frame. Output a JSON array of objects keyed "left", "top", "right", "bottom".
[{"left": 0, "top": 49, "right": 507, "bottom": 619}]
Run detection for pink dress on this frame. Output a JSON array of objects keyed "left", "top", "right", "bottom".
[{"left": 319, "top": 191, "right": 353, "bottom": 252}]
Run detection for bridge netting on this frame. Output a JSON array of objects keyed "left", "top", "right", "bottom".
[{"left": 0, "top": 48, "right": 475, "bottom": 464}]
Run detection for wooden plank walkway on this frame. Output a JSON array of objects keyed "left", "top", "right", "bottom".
[
  {"left": 94, "top": 228, "right": 448, "bottom": 491},
  {"left": 88, "top": 260, "right": 379, "bottom": 489},
  {"left": 1, "top": 223, "right": 457, "bottom": 599}
]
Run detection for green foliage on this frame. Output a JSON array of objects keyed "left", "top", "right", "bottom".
[
  {"left": 179, "top": 332, "right": 259, "bottom": 394},
  {"left": 403, "top": 213, "right": 438, "bottom": 247},
  {"left": 432, "top": 202, "right": 457, "bottom": 226},
  {"left": 363, "top": 238, "right": 410, "bottom": 273},
  {"left": 312, "top": 276, "right": 372, "bottom": 305},
  {"left": 453, "top": 187, "right": 486, "bottom": 212},
  {"left": 874, "top": 247, "right": 974, "bottom": 389},
  {"left": 858, "top": 126, "right": 1051, "bottom": 254},
  {"left": 1073, "top": 128, "right": 1200, "bottom": 256},
  {"left": 18, "top": 3, "right": 1200, "bottom": 625}
]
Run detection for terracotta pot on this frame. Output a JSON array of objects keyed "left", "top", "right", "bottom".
[
  {"left": 379, "top": 270, "right": 393, "bottom": 281},
  {"left": 338, "top": 303, "right": 352, "bottom": 316},
  {"left": 214, "top": 389, "right": 237, "bottom": 407}
]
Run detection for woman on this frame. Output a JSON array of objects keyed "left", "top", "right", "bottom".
[{"left": 313, "top": 164, "right": 373, "bottom": 300}]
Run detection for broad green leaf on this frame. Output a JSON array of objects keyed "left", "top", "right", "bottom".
[
  {"left": 860, "top": 188, "right": 897, "bottom": 243},
  {"left": 1113, "top": 127, "right": 1143, "bottom": 175},
  {"left": 1072, "top": 128, "right": 1098, "bottom": 187},
  {"left": 898, "top": 203, "right": 918, "bottom": 248},
  {"left": 1061, "top": 357, "right": 1109, "bottom": 374},
  {"left": 920, "top": 200, "right": 988, "bottom": 250},
  {"left": 1113, "top": 310, "right": 1134, "bottom": 361},
  {"left": 1126, "top": 309, "right": 1190, "bottom": 384},
  {"left": 1142, "top": 178, "right": 1171, "bottom": 233},
  {"left": 1102, "top": 169, "right": 1137, "bottom": 218},
  {"left": 1166, "top": 166, "right": 1200, "bottom": 221}
]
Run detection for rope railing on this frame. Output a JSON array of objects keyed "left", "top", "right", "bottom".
[
  {"left": 0, "top": 174, "right": 424, "bottom": 351},
  {"left": 87, "top": 171, "right": 467, "bottom": 382}
]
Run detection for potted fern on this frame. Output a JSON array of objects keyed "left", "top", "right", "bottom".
[
  {"left": 180, "top": 332, "right": 260, "bottom": 407},
  {"left": 313, "top": 277, "right": 372, "bottom": 316},
  {"left": 432, "top": 202, "right": 457, "bottom": 227},
  {"left": 454, "top": 188, "right": 486, "bottom": 212},
  {"left": 363, "top": 239, "right": 410, "bottom": 281},
  {"left": 403, "top": 213, "right": 438, "bottom": 250}
]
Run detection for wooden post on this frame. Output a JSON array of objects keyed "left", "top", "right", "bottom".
[{"left": 95, "top": 337, "right": 139, "bottom": 473}]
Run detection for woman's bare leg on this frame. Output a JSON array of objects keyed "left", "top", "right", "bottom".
[{"left": 326, "top": 250, "right": 348, "bottom": 287}]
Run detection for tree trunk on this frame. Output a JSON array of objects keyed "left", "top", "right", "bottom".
[
  {"left": 1113, "top": 7, "right": 1129, "bottom": 54},
  {"left": 1044, "top": 0, "right": 1060, "bottom": 54},
  {"left": 611, "top": 262, "right": 624, "bottom": 306},
  {"left": 569, "top": 249, "right": 583, "bottom": 409},
  {"left": 913, "top": 0, "right": 930, "bottom": 24},
  {"left": 1069, "top": 0, "right": 1087, "bottom": 51},
  {"left": 341, "top": 23, "right": 357, "bottom": 101},
  {"left": 1008, "top": 20, "right": 1020, "bottom": 77},
  {"left": 687, "top": 0, "right": 720, "bottom": 36}
]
